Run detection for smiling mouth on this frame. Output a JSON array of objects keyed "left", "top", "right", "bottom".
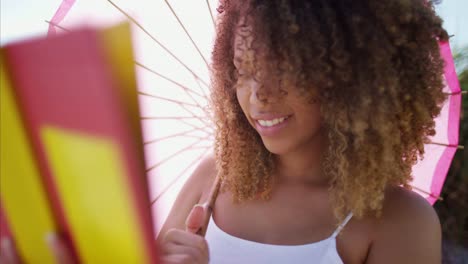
[{"left": 256, "top": 116, "right": 290, "bottom": 127}]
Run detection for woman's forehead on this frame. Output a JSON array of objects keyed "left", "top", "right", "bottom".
[{"left": 233, "top": 20, "right": 254, "bottom": 62}]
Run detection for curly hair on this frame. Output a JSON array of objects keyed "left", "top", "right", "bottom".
[{"left": 209, "top": 0, "right": 449, "bottom": 221}]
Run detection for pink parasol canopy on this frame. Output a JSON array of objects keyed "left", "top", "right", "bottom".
[{"left": 411, "top": 41, "right": 462, "bottom": 205}]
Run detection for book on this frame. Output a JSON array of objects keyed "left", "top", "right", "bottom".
[{"left": 0, "top": 24, "right": 159, "bottom": 264}]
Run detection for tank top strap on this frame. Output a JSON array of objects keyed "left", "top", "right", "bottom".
[{"left": 331, "top": 212, "right": 353, "bottom": 238}]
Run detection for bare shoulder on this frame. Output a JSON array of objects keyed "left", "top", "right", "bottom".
[
  {"left": 365, "top": 185, "right": 442, "bottom": 264},
  {"left": 185, "top": 152, "right": 218, "bottom": 196},
  {"left": 157, "top": 153, "right": 217, "bottom": 239}
]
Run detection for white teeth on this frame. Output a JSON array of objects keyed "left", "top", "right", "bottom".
[{"left": 258, "top": 117, "right": 287, "bottom": 127}]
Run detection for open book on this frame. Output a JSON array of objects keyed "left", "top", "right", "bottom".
[{"left": 0, "top": 24, "right": 159, "bottom": 263}]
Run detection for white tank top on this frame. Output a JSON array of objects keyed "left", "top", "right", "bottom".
[{"left": 205, "top": 212, "right": 353, "bottom": 264}]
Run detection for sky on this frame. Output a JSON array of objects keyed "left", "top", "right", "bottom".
[
  {"left": 435, "top": 0, "right": 468, "bottom": 50},
  {"left": 1, "top": 0, "right": 467, "bottom": 49}
]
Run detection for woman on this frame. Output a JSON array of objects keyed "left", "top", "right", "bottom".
[
  {"left": 159, "top": 0, "right": 447, "bottom": 263},
  {"left": 0, "top": 0, "right": 448, "bottom": 263}
]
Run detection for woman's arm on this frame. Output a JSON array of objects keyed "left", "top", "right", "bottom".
[
  {"left": 365, "top": 186, "right": 442, "bottom": 264},
  {"left": 157, "top": 154, "right": 217, "bottom": 241},
  {"left": 157, "top": 154, "right": 216, "bottom": 264}
]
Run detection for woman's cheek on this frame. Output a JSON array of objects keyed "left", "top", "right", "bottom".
[{"left": 236, "top": 86, "right": 250, "bottom": 111}]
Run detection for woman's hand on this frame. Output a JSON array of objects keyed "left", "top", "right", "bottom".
[
  {"left": 161, "top": 204, "right": 210, "bottom": 264},
  {"left": 1, "top": 205, "right": 210, "bottom": 264},
  {"left": 0, "top": 233, "right": 75, "bottom": 264}
]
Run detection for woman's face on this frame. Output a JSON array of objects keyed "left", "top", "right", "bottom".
[{"left": 233, "top": 23, "right": 324, "bottom": 155}]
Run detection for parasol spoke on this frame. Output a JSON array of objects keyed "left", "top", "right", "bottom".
[
  {"left": 138, "top": 91, "right": 201, "bottom": 108},
  {"left": 135, "top": 61, "right": 208, "bottom": 100},
  {"left": 443, "top": 90, "right": 466, "bottom": 95},
  {"left": 178, "top": 104, "right": 212, "bottom": 127},
  {"left": 45, "top": 20, "right": 71, "bottom": 33},
  {"left": 150, "top": 147, "right": 211, "bottom": 205},
  {"left": 154, "top": 134, "right": 209, "bottom": 142},
  {"left": 144, "top": 126, "right": 211, "bottom": 145},
  {"left": 178, "top": 119, "right": 213, "bottom": 135},
  {"left": 48, "top": 17, "right": 215, "bottom": 130},
  {"left": 194, "top": 75, "right": 211, "bottom": 99},
  {"left": 189, "top": 145, "right": 214, "bottom": 150},
  {"left": 205, "top": 0, "right": 216, "bottom": 28},
  {"left": 106, "top": 0, "right": 210, "bottom": 87},
  {"left": 138, "top": 89, "right": 211, "bottom": 127},
  {"left": 428, "top": 142, "right": 464, "bottom": 150},
  {"left": 410, "top": 185, "right": 443, "bottom": 201},
  {"left": 146, "top": 136, "right": 212, "bottom": 173},
  {"left": 163, "top": 0, "right": 210, "bottom": 69},
  {"left": 141, "top": 116, "right": 207, "bottom": 120},
  {"left": 45, "top": 14, "right": 211, "bottom": 112},
  {"left": 44, "top": 20, "right": 211, "bottom": 104}
]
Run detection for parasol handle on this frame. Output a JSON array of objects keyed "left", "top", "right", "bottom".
[{"left": 196, "top": 174, "right": 222, "bottom": 237}]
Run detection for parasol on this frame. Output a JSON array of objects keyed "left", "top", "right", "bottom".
[
  {"left": 47, "top": 0, "right": 463, "bottom": 235},
  {"left": 48, "top": 0, "right": 217, "bottom": 233}
]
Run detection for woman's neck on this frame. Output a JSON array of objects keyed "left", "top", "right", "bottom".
[{"left": 274, "top": 131, "right": 329, "bottom": 186}]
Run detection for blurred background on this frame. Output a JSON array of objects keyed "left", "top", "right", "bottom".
[{"left": 1, "top": 0, "right": 467, "bottom": 263}]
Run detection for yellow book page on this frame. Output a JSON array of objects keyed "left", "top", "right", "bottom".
[
  {"left": 0, "top": 56, "right": 57, "bottom": 264},
  {"left": 40, "top": 126, "right": 149, "bottom": 264},
  {"left": 99, "top": 24, "right": 143, "bottom": 146}
]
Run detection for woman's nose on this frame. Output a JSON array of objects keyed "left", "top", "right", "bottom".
[{"left": 250, "top": 83, "right": 286, "bottom": 105}]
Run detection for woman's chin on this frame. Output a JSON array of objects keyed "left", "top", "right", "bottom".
[{"left": 261, "top": 138, "right": 295, "bottom": 156}]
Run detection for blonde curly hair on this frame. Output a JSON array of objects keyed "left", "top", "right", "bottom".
[{"left": 209, "top": 0, "right": 449, "bottom": 221}]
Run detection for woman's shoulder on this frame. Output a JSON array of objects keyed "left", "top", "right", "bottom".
[
  {"left": 379, "top": 185, "right": 440, "bottom": 230},
  {"left": 364, "top": 185, "right": 441, "bottom": 263},
  {"left": 157, "top": 153, "right": 217, "bottom": 238}
]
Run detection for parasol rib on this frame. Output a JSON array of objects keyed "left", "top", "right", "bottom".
[
  {"left": 144, "top": 126, "right": 211, "bottom": 145},
  {"left": 429, "top": 142, "right": 464, "bottom": 150},
  {"left": 146, "top": 136, "right": 212, "bottom": 173},
  {"left": 179, "top": 104, "right": 212, "bottom": 127},
  {"left": 443, "top": 91, "right": 466, "bottom": 95},
  {"left": 44, "top": 20, "right": 211, "bottom": 104},
  {"left": 410, "top": 185, "right": 443, "bottom": 201},
  {"left": 45, "top": 20, "right": 71, "bottom": 33},
  {"left": 138, "top": 91, "right": 200, "bottom": 108},
  {"left": 138, "top": 90, "right": 211, "bottom": 127},
  {"left": 178, "top": 119, "right": 213, "bottom": 134},
  {"left": 163, "top": 0, "right": 210, "bottom": 69},
  {"left": 106, "top": 0, "right": 210, "bottom": 88},
  {"left": 193, "top": 75, "right": 210, "bottom": 102},
  {"left": 205, "top": 0, "right": 216, "bottom": 28},
  {"left": 136, "top": 61, "right": 211, "bottom": 120},
  {"left": 151, "top": 147, "right": 212, "bottom": 205},
  {"left": 141, "top": 116, "right": 207, "bottom": 120}
]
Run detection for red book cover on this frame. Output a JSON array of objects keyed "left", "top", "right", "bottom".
[{"left": 2, "top": 24, "right": 158, "bottom": 263}]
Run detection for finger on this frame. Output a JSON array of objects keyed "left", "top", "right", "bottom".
[
  {"left": 45, "top": 233, "right": 75, "bottom": 264},
  {"left": 185, "top": 203, "right": 207, "bottom": 234},
  {"left": 1, "top": 237, "right": 20, "bottom": 264},
  {"left": 161, "top": 253, "right": 203, "bottom": 264},
  {"left": 161, "top": 243, "right": 204, "bottom": 262},
  {"left": 163, "top": 229, "right": 209, "bottom": 256}
]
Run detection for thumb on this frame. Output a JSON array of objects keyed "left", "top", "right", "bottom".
[{"left": 185, "top": 203, "right": 208, "bottom": 234}]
